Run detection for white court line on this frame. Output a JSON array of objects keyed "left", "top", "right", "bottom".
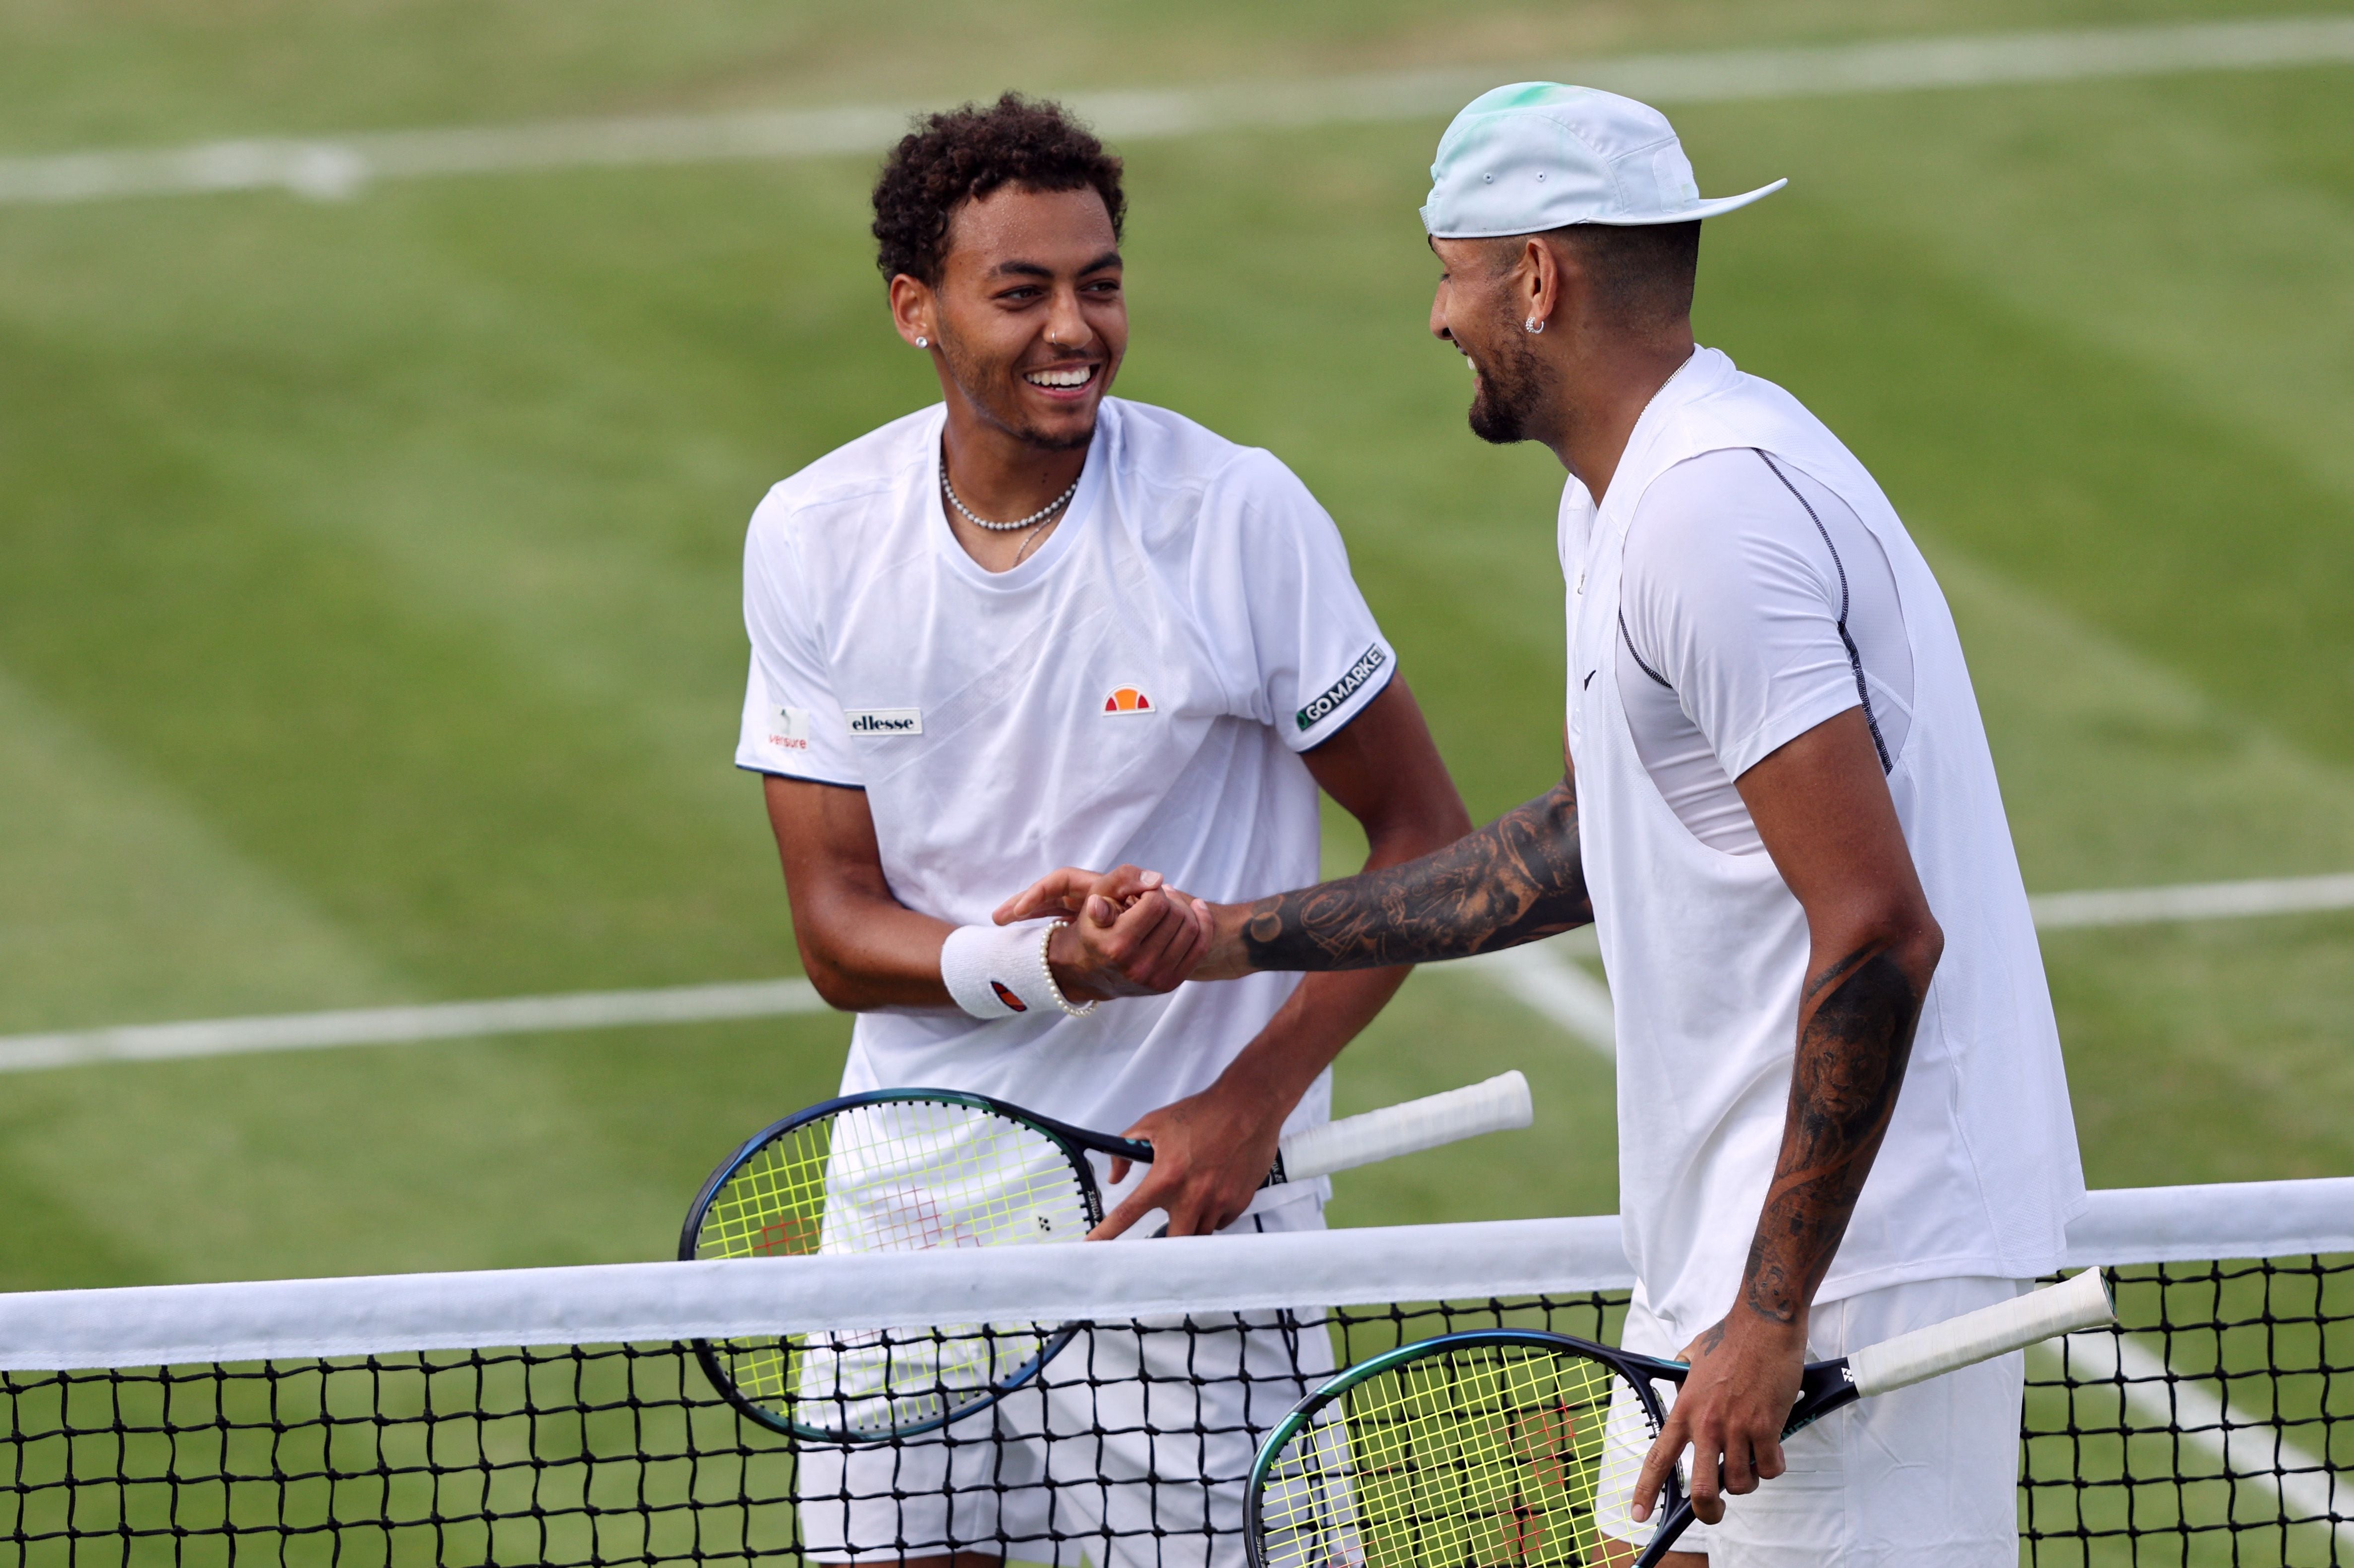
[
  {"left": 2, "top": 17, "right": 2352, "bottom": 205},
  {"left": 2048, "top": 1331, "right": 2354, "bottom": 1551},
  {"left": 0, "top": 980, "right": 824, "bottom": 1074},
  {"left": 2029, "top": 872, "right": 2354, "bottom": 929},
  {"left": 1459, "top": 871, "right": 2354, "bottom": 1056},
  {"left": 1459, "top": 933, "right": 1617, "bottom": 1058},
  {"left": 1, "top": 871, "right": 2348, "bottom": 1073}
]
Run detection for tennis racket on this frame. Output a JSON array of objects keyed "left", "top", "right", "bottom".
[
  {"left": 1246, "top": 1267, "right": 2115, "bottom": 1568},
  {"left": 683, "top": 1071, "right": 1534, "bottom": 1443}
]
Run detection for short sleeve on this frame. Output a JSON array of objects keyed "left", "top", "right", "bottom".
[
  {"left": 1619, "top": 449, "right": 1865, "bottom": 781},
  {"left": 1190, "top": 450, "right": 1396, "bottom": 752},
  {"left": 734, "top": 493, "right": 865, "bottom": 786}
]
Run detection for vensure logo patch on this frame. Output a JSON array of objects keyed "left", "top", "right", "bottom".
[
  {"left": 765, "top": 705, "right": 810, "bottom": 751},
  {"left": 844, "top": 708, "right": 922, "bottom": 736},
  {"left": 1296, "top": 645, "right": 1388, "bottom": 731}
]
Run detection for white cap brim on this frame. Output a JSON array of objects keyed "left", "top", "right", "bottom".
[
  {"left": 1426, "top": 176, "right": 1789, "bottom": 237},
  {"left": 1647, "top": 177, "right": 1787, "bottom": 224},
  {"left": 1422, "top": 177, "right": 1788, "bottom": 238}
]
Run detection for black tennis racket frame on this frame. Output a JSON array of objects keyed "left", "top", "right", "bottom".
[
  {"left": 681, "top": 1087, "right": 1137, "bottom": 1441},
  {"left": 1245, "top": 1326, "right": 1868, "bottom": 1568}
]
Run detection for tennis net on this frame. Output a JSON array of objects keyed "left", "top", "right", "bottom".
[{"left": 2, "top": 1178, "right": 2347, "bottom": 1566}]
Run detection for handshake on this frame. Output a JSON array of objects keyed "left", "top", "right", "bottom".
[{"left": 991, "top": 864, "right": 1247, "bottom": 1004}]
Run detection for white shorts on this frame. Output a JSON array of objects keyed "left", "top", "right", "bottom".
[
  {"left": 1593, "top": 1275, "right": 2029, "bottom": 1568},
  {"left": 794, "top": 1199, "right": 1334, "bottom": 1567}
]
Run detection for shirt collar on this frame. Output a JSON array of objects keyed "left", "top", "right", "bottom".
[{"left": 1598, "top": 345, "right": 1731, "bottom": 519}]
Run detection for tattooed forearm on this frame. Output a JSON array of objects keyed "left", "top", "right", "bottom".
[
  {"left": 1239, "top": 781, "right": 1590, "bottom": 971},
  {"left": 1739, "top": 944, "right": 1925, "bottom": 1326}
]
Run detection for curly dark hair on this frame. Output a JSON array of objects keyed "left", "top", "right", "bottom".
[{"left": 872, "top": 94, "right": 1126, "bottom": 286}]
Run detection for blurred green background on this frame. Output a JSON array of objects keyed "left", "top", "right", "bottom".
[{"left": 1, "top": 0, "right": 2350, "bottom": 1289}]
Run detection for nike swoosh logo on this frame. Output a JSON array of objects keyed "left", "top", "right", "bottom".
[{"left": 1582, "top": 671, "right": 1597, "bottom": 688}]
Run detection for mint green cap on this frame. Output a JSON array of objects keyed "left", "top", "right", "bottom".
[{"left": 1422, "top": 82, "right": 1785, "bottom": 238}]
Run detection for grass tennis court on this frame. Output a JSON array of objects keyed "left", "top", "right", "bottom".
[{"left": 1, "top": 0, "right": 2351, "bottom": 1293}]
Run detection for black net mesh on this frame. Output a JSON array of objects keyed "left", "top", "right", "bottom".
[
  {"left": 3, "top": 1258, "right": 2347, "bottom": 1566},
  {"left": 2022, "top": 1255, "right": 2353, "bottom": 1566},
  {"left": 0, "top": 1296, "right": 1618, "bottom": 1568}
]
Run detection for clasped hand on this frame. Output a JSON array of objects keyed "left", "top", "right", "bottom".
[
  {"left": 996, "top": 866, "right": 1283, "bottom": 1242},
  {"left": 995, "top": 864, "right": 1214, "bottom": 1000}
]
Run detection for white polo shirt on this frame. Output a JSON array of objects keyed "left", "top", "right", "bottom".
[
  {"left": 736, "top": 396, "right": 1397, "bottom": 1216},
  {"left": 1561, "top": 349, "right": 2084, "bottom": 1336}
]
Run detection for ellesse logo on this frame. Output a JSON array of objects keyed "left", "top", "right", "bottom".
[
  {"left": 844, "top": 708, "right": 922, "bottom": 735},
  {"left": 1102, "top": 685, "right": 1154, "bottom": 716},
  {"left": 990, "top": 980, "right": 1029, "bottom": 1013}
]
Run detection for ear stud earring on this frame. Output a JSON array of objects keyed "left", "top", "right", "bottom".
[{"left": 914, "top": 335, "right": 929, "bottom": 348}]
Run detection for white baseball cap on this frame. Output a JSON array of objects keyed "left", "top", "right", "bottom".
[{"left": 1421, "top": 82, "right": 1785, "bottom": 238}]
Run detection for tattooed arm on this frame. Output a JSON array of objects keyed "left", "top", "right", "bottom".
[
  {"left": 996, "top": 736, "right": 1590, "bottom": 980},
  {"left": 1187, "top": 728, "right": 1590, "bottom": 978},
  {"left": 1221, "top": 772, "right": 1590, "bottom": 974},
  {"left": 1632, "top": 706, "right": 1944, "bottom": 1535}
]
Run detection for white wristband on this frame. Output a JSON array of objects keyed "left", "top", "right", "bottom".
[{"left": 940, "top": 920, "right": 1064, "bottom": 1019}]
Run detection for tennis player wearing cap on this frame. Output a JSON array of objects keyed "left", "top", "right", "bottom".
[{"left": 1004, "top": 86, "right": 2084, "bottom": 1565}]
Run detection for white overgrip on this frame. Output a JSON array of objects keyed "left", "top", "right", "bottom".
[
  {"left": 1847, "top": 1268, "right": 2115, "bottom": 1398},
  {"left": 1275, "top": 1071, "right": 1533, "bottom": 1182}
]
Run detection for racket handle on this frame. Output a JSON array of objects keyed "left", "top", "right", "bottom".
[
  {"left": 1847, "top": 1268, "right": 2114, "bottom": 1397},
  {"left": 1274, "top": 1071, "right": 1533, "bottom": 1182}
]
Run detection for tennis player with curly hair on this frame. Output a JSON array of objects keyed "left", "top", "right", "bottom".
[{"left": 734, "top": 94, "right": 1469, "bottom": 1566}]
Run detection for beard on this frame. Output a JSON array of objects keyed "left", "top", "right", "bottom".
[
  {"left": 1465, "top": 329, "right": 1555, "bottom": 446},
  {"left": 1011, "top": 422, "right": 1094, "bottom": 451},
  {"left": 937, "top": 328, "right": 1100, "bottom": 451}
]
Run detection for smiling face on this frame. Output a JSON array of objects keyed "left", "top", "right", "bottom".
[
  {"left": 904, "top": 184, "right": 1127, "bottom": 452},
  {"left": 1429, "top": 234, "right": 1555, "bottom": 446}
]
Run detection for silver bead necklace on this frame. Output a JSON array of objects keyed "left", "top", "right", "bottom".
[{"left": 941, "top": 465, "right": 1080, "bottom": 532}]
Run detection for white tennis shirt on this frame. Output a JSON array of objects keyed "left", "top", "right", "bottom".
[
  {"left": 1616, "top": 447, "right": 1912, "bottom": 855},
  {"left": 736, "top": 397, "right": 1397, "bottom": 1218},
  {"left": 1561, "top": 348, "right": 2085, "bottom": 1337}
]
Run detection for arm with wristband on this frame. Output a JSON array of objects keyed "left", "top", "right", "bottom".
[
  {"left": 742, "top": 499, "right": 1211, "bottom": 1014},
  {"left": 762, "top": 771, "right": 1209, "bottom": 1014}
]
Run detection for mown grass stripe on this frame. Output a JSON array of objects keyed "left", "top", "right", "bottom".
[{"left": 2, "top": 17, "right": 2351, "bottom": 206}]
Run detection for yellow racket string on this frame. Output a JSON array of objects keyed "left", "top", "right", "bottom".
[
  {"left": 690, "top": 1099, "right": 1096, "bottom": 1437},
  {"left": 1260, "top": 1344, "right": 1661, "bottom": 1568}
]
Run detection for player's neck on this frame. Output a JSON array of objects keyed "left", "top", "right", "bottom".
[
  {"left": 1544, "top": 332, "right": 1695, "bottom": 502},
  {"left": 938, "top": 409, "right": 1090, "bottom": 573},
  {"left": 940, "top": 406, "right": 1090, "bottom": 521}
]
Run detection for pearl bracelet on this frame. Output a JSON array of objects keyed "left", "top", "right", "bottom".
[{"left": 1039, "top": 919, "right": 1099, "bottom": 1018}]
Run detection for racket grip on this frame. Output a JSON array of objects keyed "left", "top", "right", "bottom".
[
  {"left": 1847, "top": 1268, "right": 2114, "bottom": 1398},
  {"left": 1274, "top": 1071, "right": 1533, "bottom": 1182}
]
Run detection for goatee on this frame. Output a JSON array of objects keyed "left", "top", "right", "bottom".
[
  {"left": 1016, "top": 422, "right": 1096, "bottom": 452},
  {"left": 1466, "top": 336, "right": 1552, "bottom": 446}
]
